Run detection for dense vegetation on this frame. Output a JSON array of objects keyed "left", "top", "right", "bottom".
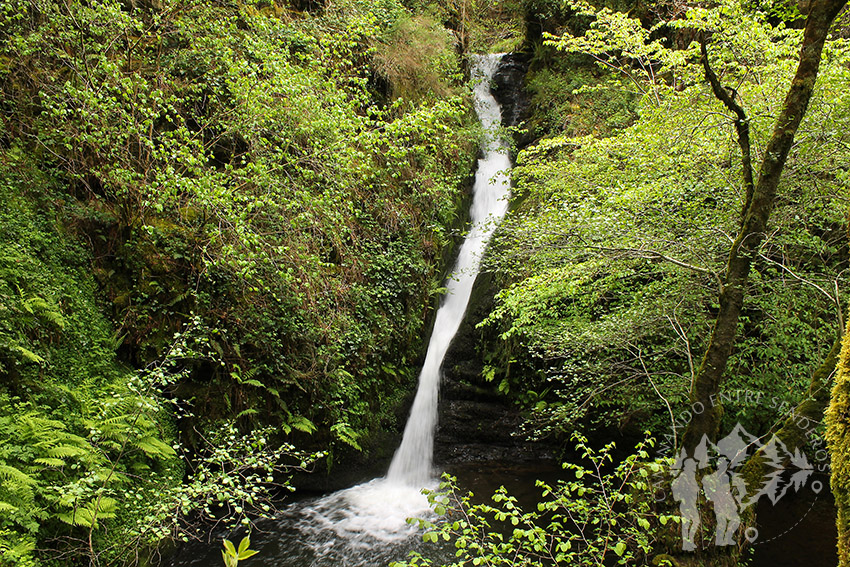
[
  {"left": 437, "top": 0, "right": 850, "bottom": 563},
  {"left": 407, "top": 0, "right": 850, "bottom": 564},
  {"left": 484, "top": 0, "right": 850, "bottom": 445},
  {"left": 0, "top": 0, "right": 493, "bottom": 563},
  {"left": 2, "top": 0, "right": 850, "bottom": 564}
]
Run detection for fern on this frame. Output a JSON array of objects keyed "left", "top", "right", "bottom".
[
  {"left": 32, "top": 458, "right": 65, "bottom": 468},
  {"left": 133, "top": 436, "right": 177, "bottom": 459},
  {"left": 44, "top": 445, "right": 88, "bottom": 459},
  {"left": 0, "top": 465, "right": 37, "bottom": 486},
  {"left": 18, "top": 292, "right": 65, "bottom": 331},
  {"left": 0, "top": 501, "right": 19, "bottom": 514},
  {"left": 235, "top": 408, "right": 259, "bottom": 419},
  {"left": 289, "top": 415, "right": 317, "bottom": 434},
  {"left": 12, "top": 346, "right": 43, "bottom": 364},
  {"left": 57, "top": 497, "right": 119, "bottom": 528},
  {"left": 0, "top": 528, "right": 37, "bottom": 566}
]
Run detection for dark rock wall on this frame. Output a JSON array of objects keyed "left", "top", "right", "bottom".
[
  {"left": 435, "top": 53, "right": 555, "bottom": 467},
  {"left": 491, "top": 52, "right": 535, "bottom": 153}
]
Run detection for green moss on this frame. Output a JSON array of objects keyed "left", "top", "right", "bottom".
[{"left": 827, "top": 324, "right": 850, "bottom": 566}]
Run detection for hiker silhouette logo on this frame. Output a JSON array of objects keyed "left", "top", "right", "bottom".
[{"left": 669, "top": 424, "right": 820, "bottom": 550}]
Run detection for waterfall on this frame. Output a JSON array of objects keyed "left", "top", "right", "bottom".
[
  {"left": 387, "top": 53, "right": 511, "bottom": 487},
  {"left": 173, "top": 54, "right": 515, "bottom": 567}
]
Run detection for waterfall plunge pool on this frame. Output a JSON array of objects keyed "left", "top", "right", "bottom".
[
  {"left": 162, "top": 48, "right": 837, "bottom": 567},
  {"left": 165, "top": 458, "right": 563, "bottom": 567}
]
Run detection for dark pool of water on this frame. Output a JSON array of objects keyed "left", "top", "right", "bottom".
[
  {"left": 165, "top": 458, "right": 562, "bottom": 567},
  {"left": 749, "top": 477, "right": 836, "bottom": 567},
  {"left": 166, "top": 458, "right": 837, "bottom": 567}
]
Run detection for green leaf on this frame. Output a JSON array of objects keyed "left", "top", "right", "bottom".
[
  {"left": 290, "top": 416, "right": 316, "bottom": 434},
  {"left": 135, "top": 435, "right": 178, "bottom": 458},
  {"left": 238, "top": 536, "right": 251, "bottom": 555},
  {"left": 0, "top": 464, "right": 36, "bottom": 485}
]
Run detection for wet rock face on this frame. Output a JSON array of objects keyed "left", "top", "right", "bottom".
[
  {"left": 436, "top": 398, "right": 538, "bottom": 464},
  {"left": 490, "top": 52, "right": 534, "bottom": 151},
  {"left": 436, "top": 365, "right": 556, "bottom": 465},
  {"left": 434, "top": 53, "right": 553, "bottom": 467},
  {"left": 435, "top": 269, "right": 503, "bottom": 462},
  {"left": 436, "top": 271, "right": 555, "bottom": 466}
]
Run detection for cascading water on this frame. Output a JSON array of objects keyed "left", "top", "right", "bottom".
[
  {"left": 386, "top": 53, "right": 511, "bottom": 488},
  {"left": 169, "top": 53, "right": 512, "bottom": 567}
]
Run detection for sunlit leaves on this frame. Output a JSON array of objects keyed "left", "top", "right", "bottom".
[
  {"left": 486, "top": 0, "right": 850, "bottom": 440},
  {"left": 393, "top": 434, "right": 677, "bottom": 567}
]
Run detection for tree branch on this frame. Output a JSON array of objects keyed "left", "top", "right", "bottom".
[
  {"left": 758, "top": 251, "right": 844, "bottom": 335},
  {"left": 684, "top": 0, "right": 848, "bottom": 451},
  {"left": 701, "top": 38, "right": 755, "bottom": 218},
  {"left": 578, "top": 241, "right": 723, "bottom": 288}
]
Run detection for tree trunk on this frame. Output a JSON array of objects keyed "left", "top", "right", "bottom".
[
  {"left": 682, "top": 0, "right": 848, "bottom": 451},
  {"left": 742, "top": 336, "right": 840, "bottom": 487},
  {"left": 827, "top": 321, "right": 850, "bottom": 566}
]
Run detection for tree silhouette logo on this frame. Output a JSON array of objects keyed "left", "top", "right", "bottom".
[{"left": 669, "top": 423, "right": 821, "bottom": 550}]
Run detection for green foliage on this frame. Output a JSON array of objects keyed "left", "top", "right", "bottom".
[
  {"left": 525, "top": 60, "right": 639, "bottom": 138},
  {"left": 130, "top": 419, "right": 322, "bottom": 546},
  {"left": 0, "top": 0, "right": 479, "bottom": 440},
  {"left": 392, "top": 434, "right": 678, "bottom": 566},
  {"left": 222, "top": 536, "right": 259, "bottom": 567},
  {"left": 0, "top": 165, "right": 183, "bottom": 565},
  {"left": 373, "top": 14, "right": 463, "bottom": 103},
  {"left": 483, "top": 0, "right": 850, "bottom": 440},
  {"left": 546, "top": 0, "right": 699, "bottom": 105},
  {"left": 0, "top": 0, "right": 479, "bottom": 563}
]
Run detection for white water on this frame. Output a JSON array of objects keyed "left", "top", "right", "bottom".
[
  {"left": 226, "top": 54, "right": 513, "bottom": 566},
  {"left": 386, "top": 53, "right": 511, "bottom": 487}
]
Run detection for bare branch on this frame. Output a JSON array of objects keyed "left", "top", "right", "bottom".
[
  {"left": 758, "top": 252, "right": 844, "bottom": 334},
  {"left": 577, "top": 240, "right": 723, "bottom": 288},
  {"left": 666, "top": 310, "right": 696, "bottom": 392},
  {"left": 634, "top": 347, "right": 678, "bottom": 449}
]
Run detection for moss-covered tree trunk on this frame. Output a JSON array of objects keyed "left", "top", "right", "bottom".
[
  {"left": 827, "top": 322, "right": 850, "bottom": 565},
  {"left": 682, "top": 0, "right": 848, "bottom": 451},
  {"left": 742, "top": 336, "right": 840, "bottom": 483}
]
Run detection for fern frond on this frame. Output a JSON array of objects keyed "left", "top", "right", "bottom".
[
  {"left": 45, "top": 445, "right": 87, "bottom": 459},
  {"left": 289, "top": 415, "right": 317, "bottom": 434},
  {"left": 41, "top": 309, "right": 66, "bottom": 330},
  {"left": 0, "top": 501, "right": 19, "bottom": 513},
  {"left": 13, "top": 346, "right": 43, "bottom": 364},
  {"left": 33, "top": 457, "right": 66, "bottom": 467},
  {"left": 95, "top": 497, "right": 118, "bottom": 515},
  {"left": 88, "top": 468, "right": 130, "bottom": 485},
  {"left": 18, "top": 414, "right": 67, "bottom": 434},
  {"left": 133, "top": 436, "right": 177, "bottom": 458},
  {"left": 0, "top": 464, "right": 36, "bottom": 486},
  {"left": 57, "top": 509, "right": 95, "bottom": 528},
  {"left": 57, "top": 497, "right": 118, "bottom": 528}
]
